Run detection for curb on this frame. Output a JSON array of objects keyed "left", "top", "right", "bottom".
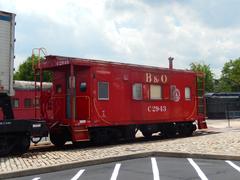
[{"left": 1, "top": 151, "right": 240, "bottom": 179}]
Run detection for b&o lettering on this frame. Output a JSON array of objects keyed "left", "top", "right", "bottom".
[{"left": 146, "top": 73, "right": 152, "bottom": 83}]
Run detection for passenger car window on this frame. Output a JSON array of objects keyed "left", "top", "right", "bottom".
[
  {"left": 12, "top": 98, "right": 19, "bottom": 108},
  {"left": 98, "top": 82, "right": 109, "bottom": 100},
  {"left": 24, "top": 98, "right": 32, "bottom": 108},
  {"left": 133, "top": 83, "right": 143, "bottom": 100}
]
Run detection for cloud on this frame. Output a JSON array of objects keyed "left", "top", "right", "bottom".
[
  {"left": 185, "top": 0, "right": 240, "bottom": 28},
  {"left": 1, "top": 0, "right": 240, "bottom": 78}
]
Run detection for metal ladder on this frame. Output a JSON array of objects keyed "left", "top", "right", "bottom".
[
  {"left": 196, "top": 73, "right": 207, "bottom": 129},
  {"left": 31, "top": 48, "right": 48, "bottom": 119}
]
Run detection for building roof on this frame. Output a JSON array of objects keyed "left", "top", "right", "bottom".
[{"left": 13, "top": 80, "right": 52, "bottom": 90}]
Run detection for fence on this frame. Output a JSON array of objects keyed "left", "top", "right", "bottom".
[{"left": 206, "top": 93, "right": 240, "bottom": 119}]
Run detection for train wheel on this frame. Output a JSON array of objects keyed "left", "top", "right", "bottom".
[
  {"left": 177, "top": 123, "right": 196, "bottom": 137},
  {"left": 178, "top": 128, "right": 192, "bottom": 137},
  {"left": 50, "top": 131, "right": 67, "bottom": 147},
  {"left": 15, "top": 135, "right": 30, "bottom": 154},
  {"left": 90, "top": 129, "right": 110, "bottom": 145},
  {"left": 0, "top": 135, "right": 15, "bottom": 156},
  {"left": 124, "top": 126, "right": 136, "bottom": 142},
  {"left": 141, "top": 131, "right": 153, "bottom": 139},
  {"left": 161, "top": 123, "right": 176, "bottom": 138}
]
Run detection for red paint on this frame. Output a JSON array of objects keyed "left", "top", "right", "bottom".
[
  {"left": 0, "top": 89, "right": 39, "bottom": 119},
  {"left": 40, "top": 55, "right": 207, "bottom": 142},
  {"left": 0, "top": 81, "right": 52, "bottom": 120}
]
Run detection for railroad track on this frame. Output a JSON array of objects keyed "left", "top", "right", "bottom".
[{"left": 27, "top": 129, "right": 218, "bottom": 155}]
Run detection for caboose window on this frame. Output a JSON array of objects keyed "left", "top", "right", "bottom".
[
  {"left": 80, "top": 82, "right": 87, "bottom": 92},
  {"left": 56, "top": 85, "right": 62, "bottom": 93},
  {"left": 150, "top": 85, "right": 162, "bottom": 100},
  {"left": 133, "top": 83, "right": 142, "bottom": 100},
  {"left": 24, "top": 98, "right": 32, "bottom": 108},
  {"left": 185, "top": 87, "right": 191, "bottom": 100},
  {"left": 98, "top": 82, "right": 109, "bottom": 100}
]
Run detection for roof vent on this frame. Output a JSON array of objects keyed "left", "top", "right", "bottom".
[{"left": 168, "top": 57, "right": 174, "bottom": 69}]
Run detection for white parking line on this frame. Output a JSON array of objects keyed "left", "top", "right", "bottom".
[
  {"left": 226, "top": 160, "right": 240, "bottom": 172},
  {"left": 151, "top": 157, "right": 160, "bottom": 180},
  {"left": 32, "top": 178, "right": 40, "bottom": 180},
  {"left": 71, "top": 169, "right": 85, "bottom": 180},
  {"left": 187, "top": 158, "right": 208, "bottom": 180},
  {"left": 110, "top": 163, "right": 121, "bottom": 180}
]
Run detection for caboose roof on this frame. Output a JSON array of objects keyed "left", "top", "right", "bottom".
[
  {"left": 40, "top": 55, "right": 196, "bottom": 75},
  {"left": 14, "top": 80, "right": 52, "bottom": 90}
]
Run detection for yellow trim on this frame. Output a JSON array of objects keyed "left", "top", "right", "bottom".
[
  {"left": 74, "top": 139, "right": 90, "bottom": 142},
  {"left": 73, "top": 129, "right": 88, "bottom": 133}
]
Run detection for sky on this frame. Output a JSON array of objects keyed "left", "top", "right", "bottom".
[{"left": 1, "top": 0, "right": 240, "bottom": 78}]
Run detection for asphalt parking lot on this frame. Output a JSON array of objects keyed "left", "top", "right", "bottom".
[{"left": 9, "top": 156, "right": 240, "bottom": 180}]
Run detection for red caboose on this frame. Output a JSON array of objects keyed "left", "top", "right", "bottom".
[{"left": 37, "top": 55, "right": 207, "bottom": 146}]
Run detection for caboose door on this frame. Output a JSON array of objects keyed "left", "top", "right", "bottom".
[
  {"left": 52, "top": 71, "right": 67, "bottom": 121},
  {"left": 75, "top": 66, "right": 91, "bottom": 121}
]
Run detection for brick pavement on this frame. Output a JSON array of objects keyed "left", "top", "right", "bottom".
[{"left": 0, "top": 119, "right": 240, "bottom": 176}]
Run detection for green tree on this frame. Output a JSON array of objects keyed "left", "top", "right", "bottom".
[
  {"left": 14, "top": 56, "right": 52, "bottom": 82},
  {"left": 218, "top": 58, "right": 240, "bottom": 92},
  {"left": 190, "top": 62, "right": 214, "bottom": 92}
]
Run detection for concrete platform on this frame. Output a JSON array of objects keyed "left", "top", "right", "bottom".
[{"left": 1, "top": 119, "right": 240, "bottom": 179}]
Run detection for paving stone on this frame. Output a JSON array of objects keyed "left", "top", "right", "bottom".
[{"left": 1, "top": 119, "right": 240, "bottom": 174}]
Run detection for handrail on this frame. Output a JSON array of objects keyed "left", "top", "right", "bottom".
[
  {"left": 196, "top": 74, "right": 205, "bottom": 114},
  {"left": 32, "top": 47, "right": 47, "bottom": 70},
  {"left": 31, "top": 47, "right": 48, "bottom": 119}
]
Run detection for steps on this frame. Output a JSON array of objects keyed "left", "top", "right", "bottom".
[{"left": 71, "top": 125, "right": 90, "bottom": 142}]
